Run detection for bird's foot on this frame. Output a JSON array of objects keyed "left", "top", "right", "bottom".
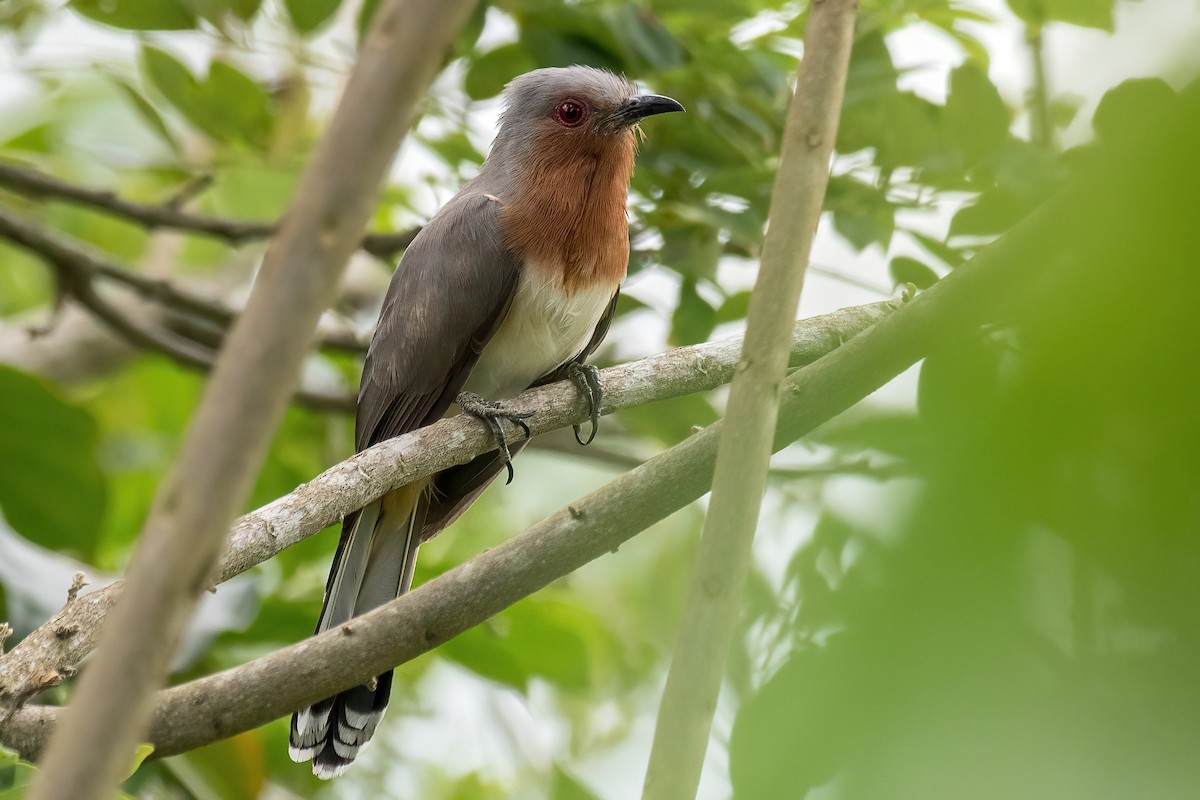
[
  {"left": 456, "top": 392, "right": 534, "bottom": 484},
  {"left": 567, "top": 362, "right": 603, "bottom": 446}
]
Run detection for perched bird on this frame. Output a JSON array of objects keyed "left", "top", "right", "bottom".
[{"left": 289, "top": 66, "right": 683, "bottom": 778}]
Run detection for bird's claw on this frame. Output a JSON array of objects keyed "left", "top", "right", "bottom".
[
  {"left": 456, "top": 392, "right": 534, "bottom": 484},
  {"left": 567, "top": 362, "right": 603, "bottom": 446}
]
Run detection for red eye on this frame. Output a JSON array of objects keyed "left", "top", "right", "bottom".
[{"left": 555, "top": 99, "right": 588, "bottom": 127}]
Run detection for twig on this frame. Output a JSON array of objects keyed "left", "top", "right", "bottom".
[
  {"left": 1, "top": 307, "right": 901, "bottom": 760},
  {"left": 65, "top": 573, "right": 87, "bottom": 604},
  {"left": 1, "top": 184, "right": 1057, "bottom": 757},
  {"left": 0, "top": 302, "right": 895, "bottom": 734},
  {"left": 24, "top": 1, "right": 475, "bottom": 796},
  {"left": 643, "top": 1, "right": 859, "bottom": 797},
  {"left": 0, "top": 207, "right": 357, "bottom": 412},
  {"left": 0, "top": 207, "right": 220, "bottom": 368},
  {"left": 0, "top": 162, "right": 419, "bottom": 261}
]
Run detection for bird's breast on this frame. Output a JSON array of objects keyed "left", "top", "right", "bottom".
[{"left": 464, "top": 263, "right": 615, "bottom": 400}]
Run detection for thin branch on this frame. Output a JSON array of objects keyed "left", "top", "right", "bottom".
[
  {"left": 3, "top": 307, "right": 901, "bottom": 760},
  {"left": 2, "top": 184, "right": 1055, "bottom": 756},
  {"left": 0, "top": 207, "right": 219, "bottom": 368},
  {"left": 0, "top": 162, "right": 419, "bottom": 261},
  {"left": 0, "top": 302, "right": 895, "bottom": 736},
  {"left": 644, "top": 1, "right": 859, "bottom": 796},
  {"left": 23, "top": 0, "right": 475, "bottom": 796},
  {"left": 0, "top": 206, "right": 358, "bottom": 411},
  {"left": 1025, "top": 22, "right": 1054, "bottom": 150}
]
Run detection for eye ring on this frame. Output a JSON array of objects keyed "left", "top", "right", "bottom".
[{"left": 555, "top": 98, "right": 589, "bottom": 127}]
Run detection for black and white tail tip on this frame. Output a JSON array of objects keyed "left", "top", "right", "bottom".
[{"left": 289, "top": 678, "right": 390, "bottom": 780}]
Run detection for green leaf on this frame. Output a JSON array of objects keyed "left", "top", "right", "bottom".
[
  {"left": 124, "top": 743, "right": 154, "bottom": 780},
  {"left": 716, "top": 290, "right": 752, "bottom": 324},
  {"left": 619, "top": 392, "right": 717, "bottom": 445},
  {"left": 70, "top": 0, "right": 196, "bottom": 30},
  {"left": 943, "top": 63, "right": 1010, "bottom": 164},
  {"left": 205, "top": 60, "right": 275, "bottom": 148},
  {"left": 140, "top": 46, "right": 274, "bottom": 148},
  {"left": 0, "top": 367, "right": 104, "bottom": 559},
  {"left": 1093, "top": 78, "right": 1177, "bottom": 145},
  {"left": 552, "top": 764, "right": 601, "bottom": 800},
  {"left": 670, "top": 279, "right": 717, "bottom": 345},
  {"left": 111, "top": 78, "right": 179, "bottom": 152},
  {"left": 283, "top": 0, "right": 340, "bottom": 34},
  {"left": 949, "top": 189, "right": 1029, "bottom": 238},
  {"left": 465, "top": 44, "right": 537, "bottom": 101},
  {"left": 888, "top": 256, "right": 939, "bottom": 289},
  {"left": 140, "top": 45, "right": 198, "bottom": 113},
  {"left": 826, "top": 175, "right": 895, "bottom": 252},
  {"left": 1007, "top": 0, "right": 1115, "bottom": 31}
]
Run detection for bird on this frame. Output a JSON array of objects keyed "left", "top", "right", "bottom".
[{"left": 288, "top": 66, "right": 683, "bottom": 778}]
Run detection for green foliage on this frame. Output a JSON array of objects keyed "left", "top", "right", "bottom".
[
  {"left": 730, "top": 77, "right": 1200, "bottom": 800},
  {"left": 140, "top": 46, "right": 275, "bottom": 149},
  {"left": 1, "top": 0, "right": 1185, "bottom": 796},
  {"left": 69, "top": 0, "right": 197, "bottom": 31},
  {"left": 0, "top": 367, "right": 105, "bottom": 559}
]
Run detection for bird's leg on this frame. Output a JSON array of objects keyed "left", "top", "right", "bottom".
[
  {"left": 456, "top": 392, "right": 534, "bottom": 484},
  {"left": 567, "top": 362, "right": 603, "bottom": 446}
]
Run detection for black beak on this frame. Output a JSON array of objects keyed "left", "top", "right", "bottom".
[{"left": 617, "top": 94, "right": 685, "bottom": 124}]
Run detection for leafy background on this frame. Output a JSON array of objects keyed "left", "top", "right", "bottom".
[{"left": 1, "top": 0, "right": 1198, "bottom": 797}]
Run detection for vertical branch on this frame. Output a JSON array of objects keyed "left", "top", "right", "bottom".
[
  {"left": 1026, "top": 22, "right": 1054, "bottom": 150},
  {"left": 642, "top": 1, "right": 859, "bottom": 798},
  {"left": 25, "top": 2, "right": 475, "bottom": 799}
]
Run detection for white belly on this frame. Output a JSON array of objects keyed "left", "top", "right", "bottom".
[{"left": 464, "top": 268, "right": 614, "bottom": 400}]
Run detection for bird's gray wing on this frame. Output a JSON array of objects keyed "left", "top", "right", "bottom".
[
  {"left": 423, "top": 289, "right": 620, "bottom": 536},
  {"left": 356, "top": 193, "right": 520, "bottom": 452}
]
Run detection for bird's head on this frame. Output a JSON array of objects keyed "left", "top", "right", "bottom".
[{"left": 491, "top": 66, "right": 683, "bottom": 160}]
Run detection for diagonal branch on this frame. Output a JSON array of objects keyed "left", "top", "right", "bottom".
[
  {"left": 0, "top": 300, "right": 893, "bottom": 740},
  {"left": 0, "top": 207, "right": 358, "bottom": 412},
  {"left": 22, "top": 1, "right": 475, "bottom": 797},
  {"left": 644, "top": 2, "right": 859, "bottom": 796},
  {"left": 0, "top": 162, "right": 419, "bottom": 261},
  {"left": 1, "top": 180, "right": 1056, "bottom": 756}
]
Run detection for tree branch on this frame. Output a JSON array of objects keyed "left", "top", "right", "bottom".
[
  {"left": 2, "top": 179, "right": 1055, "bottom": 756},
  {"left": 23, "top": 1, "right": 474, "bottom": 797},
  {"left": 0, "top": 301, "right": 893, "bottom": 739},
  {"left": 644, "top": 1, "right": 858, "bottom": 796},
  {"left": 0, "top": 206, "right": 358, "bottom": 412},
  {"left": 0, "top": 162, "right": 419, "bottom": 261}
]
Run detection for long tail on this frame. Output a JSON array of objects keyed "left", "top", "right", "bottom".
[{"left": 288, "top": 483, "right": 425, "bottom": 779}]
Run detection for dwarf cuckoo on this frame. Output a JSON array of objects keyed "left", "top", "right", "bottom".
[{"left": 289, "top": 67, "right": 682, "bottom": 777}]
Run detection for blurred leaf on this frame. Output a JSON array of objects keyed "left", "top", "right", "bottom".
[
  {"left": 140, "top": 46, "right": 274, "bottom": 147},
  {"left": 283, "top": 0, "right": 340, "bottom": 34},
  {"left": 0, "top": 367, "right": 104, "bottom": 559},
  {"left": 949, "top": 188, "right": 1029, "bottom": 238},
  {"left": 809, "top": 410, "right": 926, "bottom": 462},
  {"left": 124, "top": 744, "right": 154, "bottom": 780},
  {"left": 552, "top": 764, "right": 601, "bottom": 800},
  {"left": 70, "top": 0, "right": 196, "bottom": 30},
  {"left": 205, "top": 60, "right": 275, "bottom": 148},
  {"left": 943, "top": 63, "right": 1010, "bottom": 165},
  {"left": 517, "top": 5, "right": 626, "bottom": 71},
  {"left": 716, "top": 290, "right": 752, "bottom": 324},
  {"left": 670, "top": 278, "right": 717, "bottom": 345},
  {"left": 827, "top": 175, "right": 895, "bottom": 251},
  {"left": 888, "top": 256, "right": 939, "bottom": 289},
  {"left": 1007, "top": 0, "right": 1115, "bottom": 30},
  {"left": 730, "top": 641, "right": 858, "bottom": 798},
  {"left": 619, "top": 392, "right": 717, "bottom": 445},
  {"left": 1093, "top": 78, "right": 1177, "bottom": 145},
  {"left": 111, "top": 78, "right": 180, "bottom": 152},
  {"left": 909, "top": 230, "right": 965, "bottom": 268},
  {"left": 465, "top": 44, "right": 538, "bottom": 101},
  {"left": 168, "top": 733, "right": 264, "bottom": 799}
]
